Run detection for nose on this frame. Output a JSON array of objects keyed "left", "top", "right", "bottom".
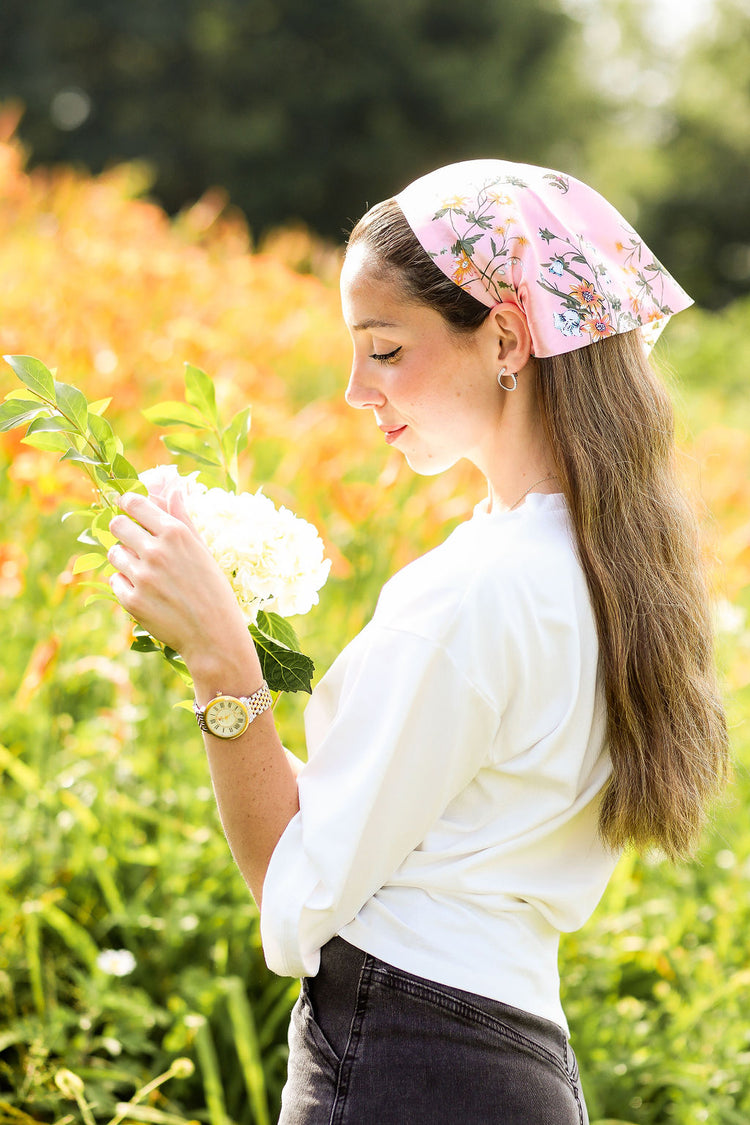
[{"left": 345, "top": 359, "right": 386, "bottom": 410}]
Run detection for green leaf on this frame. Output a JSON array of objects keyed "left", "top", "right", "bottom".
[
  {"left": 90, "top": 509, "right": 117, "bottom": 548},
  {"left": 54, "top": 380, "right": 88, "bottom": 432},
  {"left": 88, "top": 412, "right": 118, "bottom": 461},
  {"left": 62, "top": 507, "right": 97, "bottom": 524},
  {"left": 76, "top": 527, "right": 100, "bottom": 546},
  {"left": 21, "top": 430, "right": 71, "bottom": 453},
  {"left": 131, "top": 631, "right": 161, "bottom": 653},
  {"left": 112, "top": 452, "right": 140, "bottom": 480},
  {"left": 3, "top": 354, "right": 55, "bottom": 400},
  {"left": 249, "top": 627, "right": 314, "bottom": 693},
  {"left": 4, "top": 387, "right": 41, "bottom": 401},
  {"left": 255, "top": 610, "right": 300, "bottom": 653},
  {"left": 221, "top": 405, "right": 252, "bottom": 485},
  {"left": 84, "top": 589, "right": 118, "bottom": 606},
  {"left": 223, "top": 405, "right": 252, "bottom": 451},
  {"left": 185, "top": 363, "right": 219, "bottom": 425},
  {"left": 60, "top": 448, "right": 106, "bottom": 466},
  {"left": 108, "top": 477, "right": 146, "bottom": 496},
  {"left": 162, "top": 433, "right": 221, "bottom": 466},
  {"left": 0, "top": 399, "right": 47, "bottom": 432},
  {"left": 25, "top": 414, "right": 80, "bottom": 435},
  {"left": 163, "top": 647, "right": 194, "bottom": 685},
  {"left": 143, "top": 400, "right": 208, "bottom": 428},
  {"left": 88, "top": 396, "right": 112, "bottom": 415},
  {"left": 72, "top": 552, "right": 108, "bottom": 574}
]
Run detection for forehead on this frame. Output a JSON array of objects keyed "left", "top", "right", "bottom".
[{"left": 340, "top": 243, "right": 406, "bottom": 324}]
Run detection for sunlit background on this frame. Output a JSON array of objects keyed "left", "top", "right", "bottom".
[{"left": 1, "top": 2, "right": 749, "bottom": 1123}]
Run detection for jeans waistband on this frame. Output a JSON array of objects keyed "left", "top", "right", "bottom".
[{"left": 311, "top": 935, "right": 568, "bottom": 1064}]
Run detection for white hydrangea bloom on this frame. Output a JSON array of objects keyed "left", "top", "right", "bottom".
[
  {"left": 187, "top": 487, "right": 331, "bottom": 623},
  {"left": 140, "top": 467, "right": 331, "bottom": 625}
]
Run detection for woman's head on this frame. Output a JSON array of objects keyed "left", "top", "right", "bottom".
[{"left": 341, "top": 208, "right": 538, "bottom": 479}]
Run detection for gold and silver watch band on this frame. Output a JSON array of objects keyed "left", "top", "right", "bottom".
[{"left": 193, "top": 681, "right": 273, "bottom": 737}]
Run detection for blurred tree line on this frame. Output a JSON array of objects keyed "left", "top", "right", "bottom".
[{"left": 1, "top": 0, "right": 748, "bottom": 308}]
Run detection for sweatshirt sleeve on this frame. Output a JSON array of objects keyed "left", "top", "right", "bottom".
[{"left": 259, "top": 621, "right": 502, "bottom": 978}]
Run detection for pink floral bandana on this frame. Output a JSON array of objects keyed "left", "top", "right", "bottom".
[{"left": 395, "top": 159, "right": 693, "bottom": 357}]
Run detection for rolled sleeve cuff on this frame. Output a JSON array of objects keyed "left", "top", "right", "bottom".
[{"left": 260, "top": 811, "right": 322, "bottom": 979}]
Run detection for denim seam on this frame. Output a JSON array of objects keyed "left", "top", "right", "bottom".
[
  {"left": 329, "top": 956, "right": 374, "bottom": 1125},
  {"left": 564, "top": 1038, "right": 585, "bottom": 1125},
  {"left": 369, "top": 964, "right": 568, "bottom": 1080}
]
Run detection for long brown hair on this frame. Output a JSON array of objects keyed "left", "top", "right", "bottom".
[{"left": 349, "top": 198, "right": 729, "bottom": 859}]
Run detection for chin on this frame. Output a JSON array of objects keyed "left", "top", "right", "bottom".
[{"left": 403, "top": 450, "right": 458, "bottom": 477}]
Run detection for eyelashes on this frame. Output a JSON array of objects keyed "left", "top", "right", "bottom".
[{"left": 369, "top": 346, "right": 402, "bottom": 365}]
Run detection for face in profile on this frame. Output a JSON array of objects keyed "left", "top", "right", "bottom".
[{"left": 340, "top": 243, "right": 505, "bottom": 478}]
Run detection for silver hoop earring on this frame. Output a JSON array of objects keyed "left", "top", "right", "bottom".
[{"left": 497, "top": 367, "right": 518, "bottom": 391}]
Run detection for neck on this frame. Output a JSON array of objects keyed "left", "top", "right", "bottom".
[{"left": 476, "top": 364, "right": 559, "bottom": 514}]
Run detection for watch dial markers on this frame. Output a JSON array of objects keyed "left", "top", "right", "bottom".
[{"left": 205, "top": 697, "right": 249, "bottom": 738}]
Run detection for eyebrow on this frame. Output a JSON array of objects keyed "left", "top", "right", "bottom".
[{"left": 352, "top": 318, "right": 401, "bottom": 332}]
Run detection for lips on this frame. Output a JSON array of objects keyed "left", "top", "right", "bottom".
[{"left": 382, "top": 425, "right": 407, "bottom": 445}]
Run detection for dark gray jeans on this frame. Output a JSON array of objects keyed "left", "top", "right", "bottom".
[{"left": 278, "top": 936, "right": 588, "bottom": 1124}]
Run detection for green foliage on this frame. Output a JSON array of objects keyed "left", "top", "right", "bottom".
[
  {"left": 1, "top": 355, "right": 314, "bottom": 695},
  {"left": 0, "top": 0, "right": 607, "bottom": 241},
  {"left": 0, "top": 492, "right": 297, "bottom": 1121},
  {"left": 144, "top": 364, "right": 251, "bottom": 494},
  {"left": 572, "top": 0, "right": 750, "bottom": 311}
]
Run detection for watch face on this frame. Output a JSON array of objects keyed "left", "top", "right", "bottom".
[{"left": 204, "top": 696, "right": 250, "bottom": 739}]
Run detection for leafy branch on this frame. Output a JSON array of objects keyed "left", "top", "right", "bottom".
[{"left": 1, "top": 355, "right": 316, "bottom": 693}]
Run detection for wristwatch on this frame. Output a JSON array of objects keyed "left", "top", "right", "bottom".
[{"left": 193, "top": 682, "right": 273, "bottom": 740}]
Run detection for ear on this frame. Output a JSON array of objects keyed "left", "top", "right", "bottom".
[{"left": 487, "top": 303, "right": 534, "bottom": 372}]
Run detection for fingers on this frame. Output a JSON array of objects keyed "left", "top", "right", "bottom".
[
  {"left": 109, "top": 569, "right": 135, "bottom": 606},
  {"left": 109, "top": 491, "right": 190, "bottom": 552},
  {"left": 165, "top": 488, "right": 202, "bottom": 539},
  {"left": 109, "top": 512, "right": 152, "bottom": 554},
  {"left": 116, "top": 491, "right": 168, "bottom": 535},
  {"left": 107, "top": 541, "right": 139, "bottom": 581}
]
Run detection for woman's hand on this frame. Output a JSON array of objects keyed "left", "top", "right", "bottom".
[
  {"left": 108, "top": 490, "right": 252, "bottom": 669},
  {"left": 109, "top": 487, "right": 299, "bottom": 906}
]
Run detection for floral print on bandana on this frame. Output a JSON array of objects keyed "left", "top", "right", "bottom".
[{"left": 395, "top": 160, "right": 693, "bottom": 358}]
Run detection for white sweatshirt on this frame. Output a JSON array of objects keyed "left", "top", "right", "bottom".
[{"left": 260, "top": 491, "right": 621, "bottom": 1032}]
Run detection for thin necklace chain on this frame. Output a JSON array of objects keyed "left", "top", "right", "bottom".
[{"left": 508, "top": 472, "right": 559, "bottom": 511}]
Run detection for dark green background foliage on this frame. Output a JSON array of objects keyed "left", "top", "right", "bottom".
[
  {"left": 4, "top": 0, "right": 749, "bottom": 307},
  {"left": 0, "top": 0, "right": 598, "bottom": 237}
]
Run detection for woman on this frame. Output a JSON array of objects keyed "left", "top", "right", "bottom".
[{"left": 107, "top": 160, "right": 729, "bottom": 1124}]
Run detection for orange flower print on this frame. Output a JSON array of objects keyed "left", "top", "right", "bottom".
[
  {"left": 486, "top": 191, "right": 513, "bottom": 207},
  {"left": 582, "top": 314, "right": 615, "bottom": 341},
  {"left": 615, "top": 241, "right": 625, "bottom": 253},
  {"left": 441, "top": 194, "right": 468, "bottom": 210},
  {"left": 452, "top": 252, "right": 475, "bottom": 283},
  {"left": 569, "top": 281, "right": 606, "bottom": 313}
]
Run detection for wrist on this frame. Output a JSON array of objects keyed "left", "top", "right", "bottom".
[{"left": 183, "top": 634, "right": 263, "bottom": 700}]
